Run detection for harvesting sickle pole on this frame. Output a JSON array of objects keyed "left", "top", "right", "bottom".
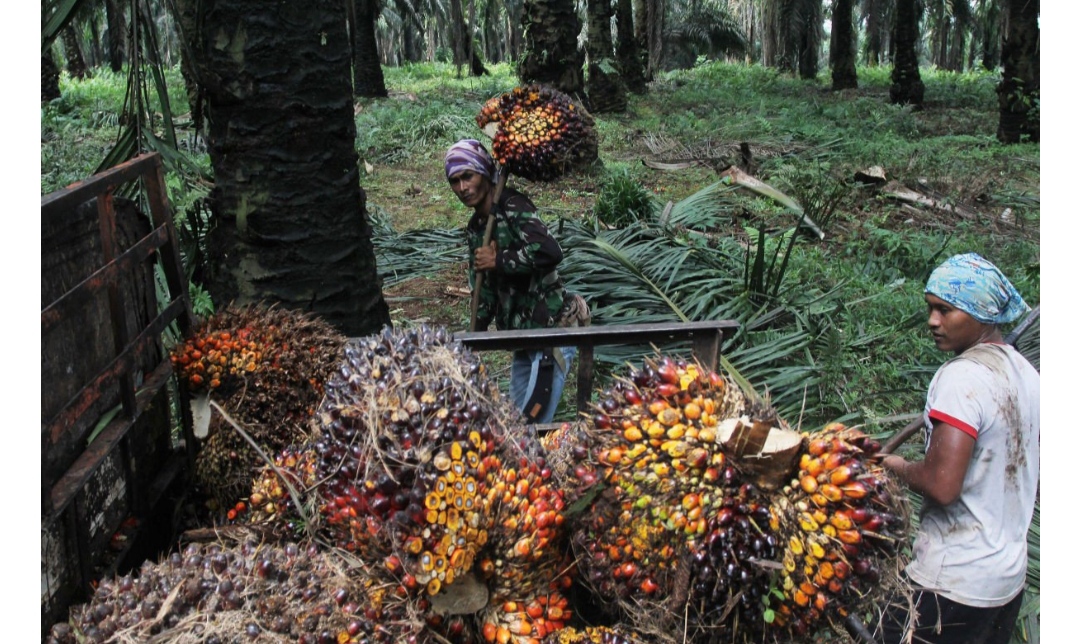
[{"left": 469, "top": 167, "right": 508, "bottom": 332}]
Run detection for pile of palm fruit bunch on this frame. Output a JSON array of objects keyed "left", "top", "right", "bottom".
[
  {"left": 542, "top": 626, "right": 647, "bottom": 643},
  {"left": 566, "top": 353, "right": 908, "bottom": 643},
  {"left": 44, "top": 536, "right": 412, "bottom": 644},
  {"left": 765, "top": 422, "right": 908, "bottom": 637},
  {"left": 170, "top": 305, "right": 346, "bottom": 508},
  {"left": 475, "top": 84, "right": 597, "bottom": 181},
  {"left": 474, "top": 446, "right": 576, "bottom": 643},
  {"left": 234, "top": 325, "right": 578, "bottom": 643}
]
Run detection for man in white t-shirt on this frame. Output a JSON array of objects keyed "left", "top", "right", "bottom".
[{"left": 878, "top": 253, "right": 1039, "bottom": 644}]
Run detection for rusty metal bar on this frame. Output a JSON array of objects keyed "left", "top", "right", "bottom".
[
  {"left": 41, "top": 224, "right": 170, "bottom": 334},
  {"left": 48, "top": 357, "right": 176, "bottom": 521},
  {"left": 45, "top": 298, "right": 187, "bottom": 449},
  {"left": 455, "top": 320, "right": 739, "bottom": 353},
  {"left": 691, "top": 329, "right": 722, "bottom": 373},
  {"left": 41, "top": 152, "right": 161, "bottom": 218},
  {"left": 576, "top": 344, "right": 595, "bottom": 413}
]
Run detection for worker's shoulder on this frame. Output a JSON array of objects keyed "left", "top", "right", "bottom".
[{"left": 500, "top": 187, "right": 537, "bottom": 213}]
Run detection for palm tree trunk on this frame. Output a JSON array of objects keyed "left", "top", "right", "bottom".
[
  {"left": 449, "top": 0, "right": 468, "bottom": 72},
  {"left": 980, "top": 0, "right": 1002, "bottom": 70},
  {"left": 645, "top": 0, "right": 665, "bottom": 78},
  {"left": 890, "top": 0, "right": 924, "bottom": 106},
  {"left": 616, "top": 0, "right": 647, "bottom": 92},
  {"left": 353, "top": 0, "right": 388, "bottom": 97},
  {"left": 62, "top": 26, "right": 89, "bottom": 79},
  {"left": 105, "top": 0, "right": 127, "bottom": 72},
  {"left": 178, "top": 0, "right": 391, "bottom": 336},
  {"left": 586, "top": 0, "right": 628, "bottom": 112},
  {"left": 796, "top": 0, "right": 822, "bottom": 80},
  {"left": 506, "top": 0, "right": 525, "bottom": 61},
  {"left": 42, "top": 53, "right": 62, "bottom": 101},
  {"left": 519, "top": 0, "right": 585, "bottom": 94},
  {"left": 997, "top": 0, "right": 1039, "bottom": 143},
  {"left": 830, "top": 0, "right": 857, "bottom": 89},
  {"left": 395, "top": 0, "right": 422, "bottom": 62}
]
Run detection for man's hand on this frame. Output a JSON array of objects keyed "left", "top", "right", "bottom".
[{"left": 474, "top": 241, "right": 497, "bottom": 272}]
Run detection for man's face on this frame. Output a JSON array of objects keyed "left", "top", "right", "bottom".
[
  {"left": 449, "top": 170, "right": 491, "bottom": 210},
  {"left": 925, "top": 293, "right": 991, "bottom": 355}
]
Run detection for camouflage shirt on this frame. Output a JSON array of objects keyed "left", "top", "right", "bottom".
[{"left": 466, "top": 187, "right": 567, "bottom": 331}]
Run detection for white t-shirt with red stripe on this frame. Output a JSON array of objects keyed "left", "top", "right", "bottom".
[{"left": 905, "top": 342, "right": 1040, "bottom": 607}]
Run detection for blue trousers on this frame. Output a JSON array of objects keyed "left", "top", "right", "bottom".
[{"left": 509, "top": 346, "right": 577, "bottom": 424}]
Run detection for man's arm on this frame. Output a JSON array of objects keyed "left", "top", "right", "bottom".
[{"left": 881, "top": 420, "right": 974, "bottom": 506}]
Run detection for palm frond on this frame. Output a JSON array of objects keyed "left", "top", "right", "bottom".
[
  {"left": 42, "top": 0, "right": 87, "bottom": 53},
  {"left": 368, "top": 207, "right": 467, "bottom": 287}
]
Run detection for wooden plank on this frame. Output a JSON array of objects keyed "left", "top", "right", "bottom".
[
  {"left": 41, "top": 224, "right": 170, "bottom": 333},
  {"left": 48, "top": 357, "right": 175, "bottom": 520},
  {"left": 40, "top": 153, "right": 160, "bottom": 218},
  {"left": 44, "top": 298, "right": 186, "bottom": 449},
  {"left": 97, "top": 193, "right": 139, "bottom": 418}
]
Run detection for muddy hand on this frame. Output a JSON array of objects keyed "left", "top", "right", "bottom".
[{"left": 475, "top": 241, "right": 497, "bottom": 272}]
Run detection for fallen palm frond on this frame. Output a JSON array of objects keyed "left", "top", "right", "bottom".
[{"left": 369, "top": 207, "right": 467, "bottom": 287}]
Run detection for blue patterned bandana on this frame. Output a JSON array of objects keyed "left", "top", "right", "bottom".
[
  {"left": 444, "top": 139, "right": 496, "bottom": 181},
  {"left": 925, "top": 253, "right": 1030, "bottom": 324}
]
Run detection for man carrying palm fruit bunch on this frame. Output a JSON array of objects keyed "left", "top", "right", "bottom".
[
  {"left": 877, "top": 253, "right": 1039, "bottom": 644},
  {"left": 445, "top": 139, "right": 588, "bottom": 425}
]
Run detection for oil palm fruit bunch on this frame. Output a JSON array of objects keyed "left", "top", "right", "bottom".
[
  {"left": 308, "top": 325, "right": 580, "bottom": 643},
  {"left": 540, "top": 420, "right": 603, "bottom": 505},
  {"left": 309, "top": 325, "right": 511, "bottom": 602},
  {"left": 45, "top": 538, "right": 404, "bottom": 644},
  {"left": 172, "top": 305, "right": 346, "bottom": 508},
  {"left": 572, "top": 354, "right": 846, "bottom": 641},
  {"left": 476, "top": 84, "right": 598, "bottom": 181},
  {"left": 230, "top": 443, "right": 322, "bottom": 538},
  {"left": 571, "top": 357, "right": 758, "bottom": 624},
  {"left": 542, "top": 625, "right": 645, "bottom": 643},
  {"left": 477, "top": 452, "right": 575, "bottom": 643},
  {"left": 766, "top": 422, "right": 907, "bottom": 637}
]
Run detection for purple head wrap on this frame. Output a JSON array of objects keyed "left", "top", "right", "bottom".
[
  {"left": 444, "top": 139, "right": 496, "bottom": 182},
  {"left": 925, "top": 253, "right": 1030, "bottom": 325}
]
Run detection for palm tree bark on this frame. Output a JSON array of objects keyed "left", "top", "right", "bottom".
[
  {"left": 353, "top": 0, "right": 388, "bottom": 97},
  {"left": 177, "top": 0, "right": 391, "bottom": 336},
  {"left": 62, "top": 26, "right": 89, "bottom": 79},
  {"left": 890, "top": 0, "right": 924, "bottom": 106},
  {"left": 862, "top": 0, "right": 890, "bottom": 65},
  {"left": 449, "top": 0, "right": 468, "bottom": 71},
  {"left": 997, "top": 0, "right": 1039, "bottom": 143},
  {"left": 796, "top": 0, "right": 823, "bottom": 80},
  {"left": 616, "top": 0, "right": 647, "bottom": 93},
  {"left": 980, "top": 0, "right": 1002, "bottom": 70},
  {"left": 395, "top": 0, "right": 422, "bottom": 62},
  {"left": 830, "top": 0, "right": 857, "bottom": 89},
  {"left": 762, "top": 0, "right": 793, "bottom": 71},
  {"left": 645, "top": 0, "right": 665, "bottom": 78},
  {"left": 586, "top": 0, "right": 628, "bottom": 112},
  {"left": 42, "top": 53, "right": 62, "bottom": 101},
  {"left": 519, "top": 0, "right": 585, "bottom": 94}
]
